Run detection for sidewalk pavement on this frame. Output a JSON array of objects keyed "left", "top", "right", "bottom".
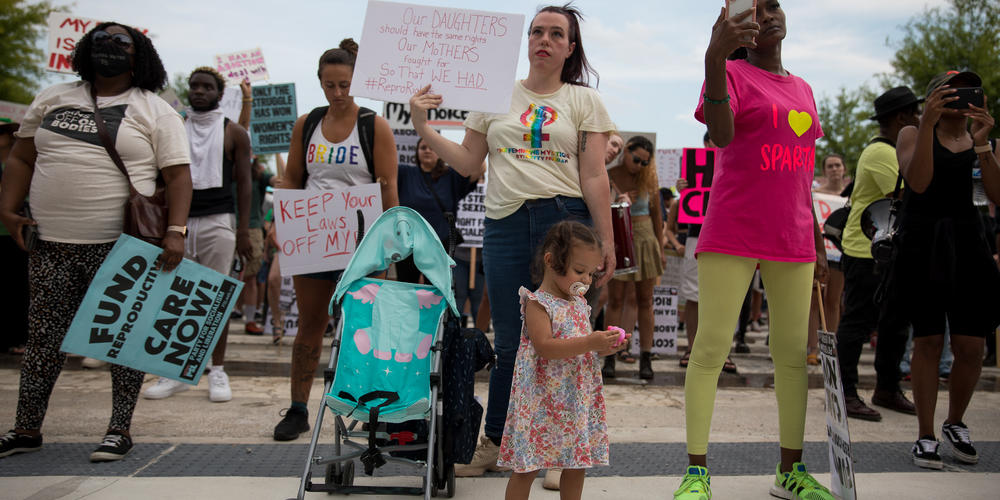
[{"left": 2, "top": 322, "right": 998, "bottom": 499}]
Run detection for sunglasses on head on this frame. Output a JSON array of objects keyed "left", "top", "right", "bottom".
[
  {"left": 92, "top": 30, "right": 133, "bottom": 48},
  {"left": 631, "top": 154, "right": 649, "bottom": 167}
]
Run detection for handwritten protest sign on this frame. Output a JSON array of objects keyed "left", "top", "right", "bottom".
[
  {"left": 384, "top": 101, "right": 470, "bottom": 130},
  {"left": 812, "top": 191, "right": 848, "bottom": 263},
  {"left": 46, "top": 13, "right": 149, "bottom": 74},
  {"left": 456, "top": 182, "right": 486, "bottom": 248},
  {"left": 678, "top": 148, "right": 716, "bottom": 224},
  {"left": 628, "top": 286, "right": 679, "bottom": 356},
  {"left": 61, "top": 235, "right": 242, "bottom": 384},
  {"left": 250, "top": 83, "right": 297, "bottom": 154},
  {"left": 352, "top": 1, "right": 524, "bottom": 114},
  {"left": 273, "top": 184, "right": 383, "bottom": 276},
  {"left": 657, "top": 148, "right": 683, "bottom": 191},
  {"left": 819, "top": 330, "right": 857, "bottom": 500},
  {"left": 0, "top": 100, "right": 29, "bottom": 124},
  {"left": 214, "top": 47, "right": 269, "bottom": 84}
]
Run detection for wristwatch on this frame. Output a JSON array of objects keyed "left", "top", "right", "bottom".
[{"left": 167, "top": 225, "right": 188, "bottom": 237}]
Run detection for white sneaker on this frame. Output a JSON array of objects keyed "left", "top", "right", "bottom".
[
  {"left": 143, "top": 377, "right": 189, "bottom": 399},
  {"left": 208, "top": 369, "right": 232, "bottom": 402},
  {"left": 454, "top": 435, "right": 509, "bottom": 477},
  {"left": 81, "top": 357, "right": 106, "bottom": 369}
]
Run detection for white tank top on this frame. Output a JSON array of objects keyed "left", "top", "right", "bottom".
[{"left": 304, "top": 118, "right": 371, "bottom": 190}]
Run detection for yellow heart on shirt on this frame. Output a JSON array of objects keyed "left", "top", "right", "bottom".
[{"left": 787, "top": 110, "right": 812, "bottom": 137}]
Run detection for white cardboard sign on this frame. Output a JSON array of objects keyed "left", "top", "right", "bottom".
[
  {"left": 657, "top": 148, "right": 683, "bottom": 190},
  {"left": 455, "top": 182, "right": 486, "bottom": 248},
  {"left": 628, "top": 286, "right": 679, "bottom": 356},
  {"left": 46, "top": 14, "right": 149, "bottom": 74},
  {"left": 812, "top": 191, "right": 848, "bottom": 263},
  {"left": 0, "top": 100, "right": 29, "bottom": 124},
  {"left": 383, "top": 101, "right": 470, "bottom": 130},
  {"left": 214, "top": 47, "right": 270, "bottom": 84},
  {"left": 351, "top": 1, "right": 524, "bottom": 114},
  {"left": 272, "top": 185, "right": 383, "bottom": 276},
  {"left": 819, "top": 330, "right": 857, "bottom": 500}
]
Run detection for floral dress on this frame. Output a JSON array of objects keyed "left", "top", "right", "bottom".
[{"left": 497, "top": 287, "right": 609, "bottom": 472}]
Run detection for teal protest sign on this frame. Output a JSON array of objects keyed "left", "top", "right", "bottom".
[
  {"left": 61, "top": 235, "right": 243, "bottom": 384},
  {"left": 249, "top": 83, "right": 297, "bottom": 154}
]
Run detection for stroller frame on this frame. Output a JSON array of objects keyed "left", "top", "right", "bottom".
[
  {"left": 289, "top": 207, "right": 460, "bottom": 499},
  {"left": 290, "top": 309, "right": 454, "bottom": 499}
]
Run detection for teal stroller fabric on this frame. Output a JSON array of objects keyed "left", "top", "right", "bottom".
[{"left": 326, "top": 207, "right": 458, "bottom": 423}]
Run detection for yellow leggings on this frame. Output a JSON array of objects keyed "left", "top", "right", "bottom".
[{"left": 685, "top": 252, "right": 815, "bottom": 455}]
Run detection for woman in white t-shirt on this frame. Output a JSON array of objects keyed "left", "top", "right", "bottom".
[
  {"left": 0, "top": 23, "right": 192, "bottom": 463},
  {"left": 409, "top": 4, "right": 616, "bottom": 492}
]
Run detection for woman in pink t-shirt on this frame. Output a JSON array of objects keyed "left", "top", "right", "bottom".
[{"left": 673, "top": 3, "right": 833, "bottom": 500}]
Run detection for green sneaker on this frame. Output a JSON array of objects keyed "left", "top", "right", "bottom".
[
  {"left": 674, "top": 465, "right": 711, "bottom": 499},
  {"left": 769, "top": 462, "right": 834, "bottom": 500}
]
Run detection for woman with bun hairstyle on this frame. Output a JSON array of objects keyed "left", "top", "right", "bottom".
[
  {"left": 272, "top": 39, "right": 398, "bottom": 442},
  {"left": 408, "top": 4, "right": 617, "bottom": 484}
]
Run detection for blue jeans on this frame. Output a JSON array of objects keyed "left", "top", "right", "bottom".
[{"left": 482, "top": 196, "right": 591, "bottom": 440}]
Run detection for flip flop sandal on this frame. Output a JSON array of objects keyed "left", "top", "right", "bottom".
[
  {"left": 722, "top": 357, "right": 738, "bottom": 374},
  {"left": 617, "top": 351, "right": 637, "bottom": 364},
  {"left": 679, "top": 350, "right": 691, "bottom": 368}
]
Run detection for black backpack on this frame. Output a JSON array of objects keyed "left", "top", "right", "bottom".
[{"left": 300, "top": 106, "right": 377, "bottom": 186}]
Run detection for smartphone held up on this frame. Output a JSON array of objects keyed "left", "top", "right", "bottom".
[
  {"left": 944, "top": 87, "right": 985, "bottom": 110},
  {"left": 726, "top": 0, "right": 757, "bottom": 44}
]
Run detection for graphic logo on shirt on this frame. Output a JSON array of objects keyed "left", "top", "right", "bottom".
[
  {"left": 759, "top": 103, "right": 816, "bottom": 173},
  {"left": 787, "top": 110, "right": 813, "bottom": 137},
  {"left": 40, "top": 105, "right": 127, "bottom": 147},
  {"left": 307, "top": 143, "right": 361, "bottom": 166},
  {"left": 520, "top": 103, "right": 558, "bottom": 148}
]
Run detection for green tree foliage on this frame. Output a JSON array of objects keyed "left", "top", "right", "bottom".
[
  {"left": 887, "top": 0, "right": 999, "bottom": 136},
  {"left": 167, "top": 71, "right": 190, "bottom": 106},
  {"left": 0, "top": 0, "right": 64, "bottom": 104},
  {"left": 817, "top": 87, "right": 878, "bottom": 178}
]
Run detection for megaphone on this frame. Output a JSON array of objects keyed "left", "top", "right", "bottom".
[{"left": 861, "top": 198, "right": 898, "bottom": 265}]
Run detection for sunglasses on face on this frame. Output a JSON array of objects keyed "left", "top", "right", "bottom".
[
  {"left": 92, "top": 30, "right": 133, "bottom": 48},
  {"left": 632, "top": 154, "right": 650, "bottom": 167}
]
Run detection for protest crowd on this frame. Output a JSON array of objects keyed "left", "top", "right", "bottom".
[{"left": 1, "top": 2, "right": 999, "bottom": 500}]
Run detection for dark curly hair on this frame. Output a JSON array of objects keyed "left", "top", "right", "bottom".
[
  {"left": 530, "top": 220, "right": 602, "bottom": 284},
  {"left": 72, "top": 22, "right": 167, "bottom": 92}
]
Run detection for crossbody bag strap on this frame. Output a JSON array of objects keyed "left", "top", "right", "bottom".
[{"left": 90, "top": 85, "right": 138, "bottom": 196}]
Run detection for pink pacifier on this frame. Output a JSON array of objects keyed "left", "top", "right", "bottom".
[
  {"left": 608, "top": 326, "right": 627, "bottom": 347},
  {"left": 570, "top": 281, "right": 589, "bottom": 296}
]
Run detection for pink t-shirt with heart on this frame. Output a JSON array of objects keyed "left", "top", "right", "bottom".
[{"left": 694, "top": 59, "right": 824, "bottom": 262}]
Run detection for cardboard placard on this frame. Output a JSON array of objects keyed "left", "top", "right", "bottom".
[
  {"left": 219, "top": 86, "right": 243, "bottom": 125},
  {"left": 272, "top": 185, "right": 383, "bottom": 276},
  {"left": 0, "top": 100, "right": 30, "bottom": 124},
  {"left": 263, "top": 274, "right": 299, "bottom": 337},
  {"left": 46, "top": 14, "right": 149, "bottom": 74},
  {"left": 384, "top": 102, "right": 469, "bottom": 130},
  {"left": 455, "top": 182, "right": 485, "bottom": 248},
  {"left": 250, "top": 83, "right": 298, "bottom": 155},
  {"left": 157, "top": 89, "right": 186, "bottom": 116},
  {"left": 819, "top": 330, "right": 857, "bottom": 500},
  {"left": 678, "top": 148, "right": 716, "bottom": 224},
  {"left": 656, "top": 148, "right": 683, "bottom": 191},
  {"left": 61, "top": 235, "right": 242, "bottom": 384},
  {"left": 812, "top": 191, "right": 848, "bottom": 263},
  {"left": 351, "top": 1, "right": 524, "bottom": 113},
  {"left": 628, "top": 286, "right": 679, "bottom": 356},
  {"left": 214, "top": 47, "right": 269, "bottom": 84}
]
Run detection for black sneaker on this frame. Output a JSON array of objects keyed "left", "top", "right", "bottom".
[
  {"left": 942, "top": 421, "right": 978, "bottom": 464},
  {"left": 90, "top": 432, "right": 132, "bottom": 462},
  {"left": 273, "top": 407, "right": 310, "bottom": 441},
  {"left": 912, "top": 436, "right": 943, "bottom": 470},
  {"left": 0, "top": 430, "right": 42, "bottom": 458}
]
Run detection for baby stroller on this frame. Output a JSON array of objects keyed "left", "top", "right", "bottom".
[{"left": 291, "top": 207, "right": 460, "bottom": 499}]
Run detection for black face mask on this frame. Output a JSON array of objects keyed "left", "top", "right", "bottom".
[{"left": 91, "top": 42, "right": 132, "bottom": 78}]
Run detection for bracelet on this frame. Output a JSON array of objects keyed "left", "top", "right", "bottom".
[
  {"left": 974, "top": 143, "right": 992, "bottom": 154},
  {"left": 703, "top": 93, "right": 730, "bottom": 105}
]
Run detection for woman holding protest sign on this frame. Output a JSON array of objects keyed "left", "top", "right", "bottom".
[
  {"left": 603, "top": 135, "right": 665, "bottom": 380},
  {"left": 673, "top": 3, "right": 834, "bottom": 499},
  {"left": 271, "top": 39, "right": 399, "bottom": 442},
  {"left": 409, "top": 4, "right": 617, "bottom": 491},
  {"left": 0, "top": 23, "right": 191, "bottom": 462}
]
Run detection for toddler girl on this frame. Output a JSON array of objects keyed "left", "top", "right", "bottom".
[{"left": 499, "top": 221, "right": 628, "bottom": 499}]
